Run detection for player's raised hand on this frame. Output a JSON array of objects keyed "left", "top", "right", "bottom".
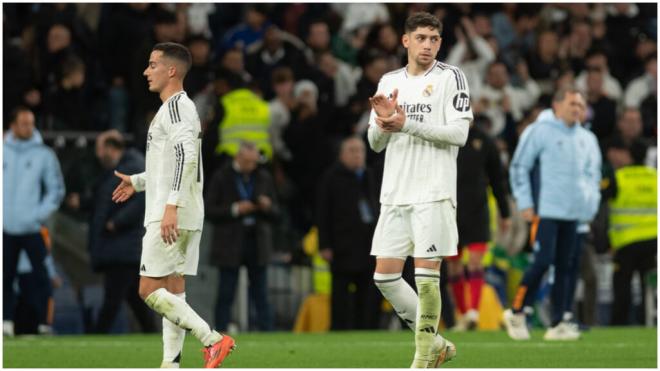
[
  {"left": 369, "top": 88, "right": 399, "bottom": 117},
  {"left": 112, "top": 170, "right": 136, "bottom": 203},
  {"left": 375, "top": 103, "right": 406, "bottom": 132}
]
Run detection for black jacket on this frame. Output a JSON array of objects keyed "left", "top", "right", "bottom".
[
  {"left": 205, "top": 162, "right": 279, "bottom": 268},
  {"left": 88, "top": 149, "right": 145, "bottom": 271},
  {"left": 316, "top": 163, "right": 379, "bottom": 272},
  {"left": 457, "top": 126, "right": 510, "bottom": 245}
]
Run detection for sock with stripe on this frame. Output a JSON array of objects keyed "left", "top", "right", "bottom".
[
  {"left": 162, "top": 292, "right": 187, "bottom": 367},
  {"left": 373, "top": 272, "right": 418, "bottom": 330},
  {"left": 145, "top": 288, "right": 221, "bottom": 347},
  {"left": 414, "top": 268, "right": 441, "bottom": 359}
]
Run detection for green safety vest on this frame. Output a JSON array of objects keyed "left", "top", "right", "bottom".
[
  {"left": 215, "top": 88, "right": 272, "bottom": 159},
  {"left": 608, "top": 165, "right": 657, "bottom": 250}
]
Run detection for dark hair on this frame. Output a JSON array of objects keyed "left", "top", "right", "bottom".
[
  {"left": 9, "top": 106, "right": 32, "bottom": 124},
  {"left": 405, "top": 12, "right": 442, "bottom": 35},
  {"left": 271, "top": 66, "right": 294, "bottom": 85},
  {"left": 552, "top": 86, "right": 582, "bottom": 102},
  {"left": 103, "top": 136, "right": 125, "bottom": 150},
  {"left": 630, "top": 139, "right": 648, "bottom": 165},
  {"left": 213, "top": 66, "right": 245, "bottom": 90},
  {"left": 61, "top": 54, "right": 85, "bottom": 78},
  {"left": 153, "top": 42, "right": 192, "bottom": 75}
]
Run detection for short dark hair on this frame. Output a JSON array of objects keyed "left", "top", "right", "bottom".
[
  {"left": 405, "top": 12, "right": 442, "bottom": 35},
  {"left": 553, "top": 86, "right": 583, "bottom": 102},
  {"left": 153, "top": 42, "right": 192, "bottom": 75},
  {"left": 213, "top": 66, "right": 245, "bottom": 90},
  {"left": 103, "top": 136, "right": 125, "bottom": 151},
  {"left": 9, "top": 106, "right": 32, "bottom": 124}
]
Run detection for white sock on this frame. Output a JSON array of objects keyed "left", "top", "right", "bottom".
[
  {"left": 145, "top": 288, "right": 221, "bottom": 347},
  {"left": 163, "top": 292, "right": 187, "bottom": 364},
  {"left": 374, "top": 272, "right": 418, "bottom": 330},
  {"left": 414, "top": 268, "right": 441, "bottom": 358}
]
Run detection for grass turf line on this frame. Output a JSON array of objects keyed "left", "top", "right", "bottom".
[{"left": 3, "top": 327, "right": 657, "bottom": 368}]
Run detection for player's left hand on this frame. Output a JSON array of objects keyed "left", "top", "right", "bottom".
[
  {"left": 375, "top": 104, "right": 406, "bottom": 132},
  {"left": 161, "top": 204, "right": 179, "bottom": 245}
]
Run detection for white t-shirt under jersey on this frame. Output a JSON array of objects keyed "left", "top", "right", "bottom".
[
  {"left": 131, "top": 91, "right": 204, "bottom": 230},
  {"left": 367, "top": 60, "right": 474, "bottom": 206}
]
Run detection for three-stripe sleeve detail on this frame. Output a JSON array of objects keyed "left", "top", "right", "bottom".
[
  {"left": 172, "top": 143, "right": 185, "bottom": 191},
  {"left": 437, "top": 62, "right": 466, "bottom": 91},
  {"left": 168, "top": 94, "right": 183, "bottom": 124}
]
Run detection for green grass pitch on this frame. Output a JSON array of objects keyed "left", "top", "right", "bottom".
[{"left": 3, "top": 328, "right": 657, "bottom": 368}]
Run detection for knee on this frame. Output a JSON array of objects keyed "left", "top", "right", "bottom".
[{"left": 373, "top": 273, "right": 402, "bottom": 291}]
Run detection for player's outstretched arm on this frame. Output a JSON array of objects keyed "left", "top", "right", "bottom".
[{"left": 112, "top": 171, "right": 136, "bottom": 203}]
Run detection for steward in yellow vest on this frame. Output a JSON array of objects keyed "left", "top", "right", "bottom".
[
  {"left": 215, "top": 88, "right": 271, "bottom": 160},
  {"left": 606, "top": 138, "right": 656, "bottom": 325}
]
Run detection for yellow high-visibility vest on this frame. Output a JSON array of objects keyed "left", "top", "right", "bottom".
[
  {"left": 215, "top": 88, "right": 272, "bottom": 159},
  {"left": 608, "top": 165, "right": 657, "bottom": 250}
]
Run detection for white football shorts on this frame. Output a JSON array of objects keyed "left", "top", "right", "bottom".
[
  {"left": 140, "top": 222, "right": 201, "bottom": 277},
  {"left": 371, "top": 200, "right": 458, "bottom": 258}
]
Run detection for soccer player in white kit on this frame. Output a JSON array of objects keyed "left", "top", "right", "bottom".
[
  {"left": 112, "top": 42, "right": 235, "bottom": 368},
  {"left": 368, "top": 12, "right": 473, "bottom": 367}
]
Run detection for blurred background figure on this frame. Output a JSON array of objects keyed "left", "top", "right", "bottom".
[
  {"left": 3, "top": 107, "right": 65, "bottom": 336},
  {"left": 206, "top": 141, "right": 278, "bottom": 332},
  {"left": 316, "top": 136, "right": 381, "bottom": 330},
  {"left": 83, "top": 130, "right": 156, "bottom": 333},
  {"left": 605, "top": 139, "right": 657, "bottom": 325},
  {"left": 448, "top": 118, "right": 511, "bottom": 331}
]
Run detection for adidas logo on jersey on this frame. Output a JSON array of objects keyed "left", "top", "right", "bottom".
[{"left": 426, "top": 244, "right": 437, "bottom": 253}]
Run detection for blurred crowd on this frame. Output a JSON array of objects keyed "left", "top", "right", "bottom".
[{"left": 3, "top": 3, "right": 657, "bottom": 334}]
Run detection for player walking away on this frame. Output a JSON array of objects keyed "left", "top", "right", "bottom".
[
  {"left": 112, "top": 42, "right": 235, "bottom": 368},
  {"left": 503, "top": 88, "right": 590, "bottom": 341},
  {"left": 368, "top": 12, "right": 472, "bottom": 367}
]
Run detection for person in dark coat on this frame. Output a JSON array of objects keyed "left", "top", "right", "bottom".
[
  {"left": 316, "top": 136, "right": 382, "bottom": 330},
  {"left": 87, "top": 131, "right": 156, "bottom": 333},
  {"left": 206, "top": 141, "right": 278, "bottom": 331},
  {"left": 447, "top": 120, "right": 511, "bottom": 330}
]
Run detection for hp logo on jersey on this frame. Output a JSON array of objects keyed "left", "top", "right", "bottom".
[{"left": 452, "top": 92, "right": 470, "bottom": 112}]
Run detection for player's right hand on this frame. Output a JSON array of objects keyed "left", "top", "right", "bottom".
[
  {"left": 112, "top": 171, "right": 136, "bottom": 203},
  {"left": 369, "top": 88, "right": 399, "bottom": 117}
]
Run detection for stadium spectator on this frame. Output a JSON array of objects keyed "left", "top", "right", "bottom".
[
  {"left": 205, "top": 141, "right": 278, "bottom": 331},
  {"left": 282, "top": 80, "right": 333, "bottom": 232},
  {"left": 183, "top": 34, "right": 213, "bottom": 99},
  {"left": 3, "top": 107, "right": 65, "bottom": 337},
  {"left": 220, "top": 47, "right": 253, "bottom": 83},
  {"left": 347, "top": 50, "right": 389, "bottom": 135},
  {"left": 305, "top": 19, "right": 332, "bottom": 55},
  {"left": 42, "top": 54, "right": 91, "bottom": 131},
  {"left": 446, "top": 17, "right": 496, "bottom": 99},
  {"left": 576, "top": 50, "right": 623, "bottom": 102},
  {"left": 84, "top": 131, "right": 156, "bottom": 334},
  {"left": 525, "top": 30, "right": 562, "bottom": 94},
  {"left": 245, "top": 24, "right": 310, "bottom": 99},
  {"left": 364, "top": 23, "right": 406, "bottom": 71},
  {"left": 333, "top": 3, "right": 390, "bottom": 36},
  {"left": 316, "top": 50, "right": 358, "bottom": 109},
  {"left": 316, "top": 136, "right": 381, "bottom": 330},
  {"left": 221, "top": 5, "right": 271, "bottom": 53},
  {"left": 624, "top": 54, "right": 657, "bottom": 138},
  {"left": 504, "top": 88, "right": 589, "bottom": 341},
  {"left": 268, "top": 66, "right": 296, "bottom": 162},
  {"left": 561, "top": 20, "right": 592, "bottom": 75},
  {"left": 474, "top": 60, "right": 541, "bottom": 137},
  {"left": 448, "top": 120, "right": 511, "bottom": 331},
  {"left": 584, "top": 65, "right": 618, "bottom": 141},
  {"left": 606, "top": 138, "right": 657, "bottom": 325}
]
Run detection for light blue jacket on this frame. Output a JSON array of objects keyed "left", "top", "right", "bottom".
[
  {"left": 510, "top": 109, "right": 598, "bottom": 221},
  {"left": 3, "top": 130, "right": 65, "bottom": 234}
]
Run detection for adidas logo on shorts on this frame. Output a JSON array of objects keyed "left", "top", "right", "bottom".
[
  {"left": 426, "top": 244, "right": 437, "bottom": 253},
  {"left": 141, "top": 264, "right": 146, "bottom": 272}
]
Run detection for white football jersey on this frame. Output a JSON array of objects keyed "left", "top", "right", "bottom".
[
  {"left": 368, "top": 60, "right": 473, "bottom": 206},
  {"left": 131, "top": 91, "right": 204, "bottom": 230}
]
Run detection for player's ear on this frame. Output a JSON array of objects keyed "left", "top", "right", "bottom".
[
  {"left": 168, "top": 65, "right": 177, "bottom": 78},
  {"left": 402, "top": 33, "right": 409, "bottom": 48}
]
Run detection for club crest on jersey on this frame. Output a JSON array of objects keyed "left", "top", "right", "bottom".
[
  {"left": 422, "top": 84, "right": 434, "bottom": 97},
  {"left": 453, "top": 92, "right": 470, "bottom": 112}
]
